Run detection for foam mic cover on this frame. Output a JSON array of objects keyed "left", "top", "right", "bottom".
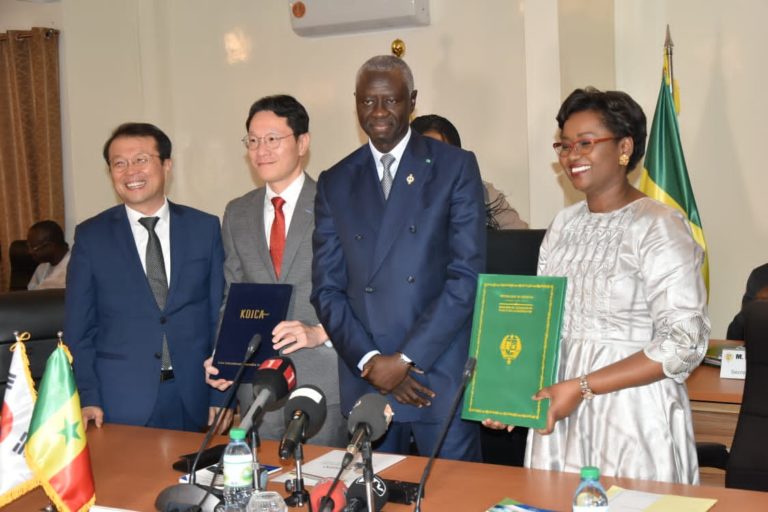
[
  {"left": 283, "top": 385, "right": 328, "bottom": 440},
  {"left": 347, "top": 393, "right": 391, "bottom": 442},
  {"left": 309, "top": 479, "right": 347, "bottom": 512},
  {"left": 252, "top": 356, "right": 296, "bottom": 401},
  {"left": 345, "top": 475, "right": 388, "bottom": 512}
]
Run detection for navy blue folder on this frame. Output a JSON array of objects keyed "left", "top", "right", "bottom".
[{"left": 212, "top": 282, "right": 293, "bottom": 381}]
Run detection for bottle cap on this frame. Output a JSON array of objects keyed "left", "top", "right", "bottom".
[
  {"left": 580, "top": 466, "right": 600, "bottom": 479},
  {"left": 229, "top": 427, "right": 246, "bottom": 440}
]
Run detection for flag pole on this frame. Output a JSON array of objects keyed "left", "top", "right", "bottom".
[{"left": 664, "top": 25, "right": 674, "bottom": 89}]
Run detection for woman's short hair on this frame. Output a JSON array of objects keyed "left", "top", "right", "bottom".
[{"left": 556, "top": 87, "right": 647, "bottom": 171}]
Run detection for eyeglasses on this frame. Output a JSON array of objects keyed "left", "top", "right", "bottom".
[
  {"left": 27, "top": 241, "right": 50, "bottom": 253},
  {"left": 241, "top": 133, "right": 294, "bottom": 151},
  {"left": 553, "top": 137, "right": 620, "bottom": 156},
  {"left": 110, "top": 154, "right": 160, "bottom": 172}
]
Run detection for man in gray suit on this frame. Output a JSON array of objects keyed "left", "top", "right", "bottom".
[{"left": 206, "top": 95, "right": 345, "bottom": 447}]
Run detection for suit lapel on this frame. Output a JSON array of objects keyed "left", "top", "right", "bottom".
[
  {"left": 247, "top": 188, "right": 278, "bottom": 281},
  {"left": 349, "top": 148, "right": 386, "bottom": 237},
  {"left": 111, "top": 206, "right": 158, "bottom": 308},
  {"left": 280, "top": 176, "right": 315, "bottom": 282},
  {"left": 167, "top": 202, "right": 184, "bottom": 309},
  {"left": 370, "top": 134, "right": 432, "bottom": 278}
]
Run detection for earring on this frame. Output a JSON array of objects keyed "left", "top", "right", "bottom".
[{"left": 619, "top": 154, "right": 629, "bottom": 166}]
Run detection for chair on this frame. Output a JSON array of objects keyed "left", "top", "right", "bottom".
[
  {"left": 8, "top": 239, "right": 37, "bottom": 291},
  {"left": 0, "top": 289, "right": 65, "bottom": 401},
  {"left": 481, "top": 228, "right": 546, "bottom": 467},
  {"left": 485, "top": 229, "right": 546, "bottom": 276},
  {"left": 725, "top": 300, "right": 768, "bottom": 491}
]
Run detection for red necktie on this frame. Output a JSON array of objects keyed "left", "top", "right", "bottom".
[{"left": 270, "top": 196, "right": 286, "bottom": 278}]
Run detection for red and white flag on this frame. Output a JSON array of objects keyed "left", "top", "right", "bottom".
[{"left": 0, "top": 336, "right": 39, "bottom": 506}]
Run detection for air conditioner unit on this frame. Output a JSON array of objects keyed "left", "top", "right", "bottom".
[{"left": 289, "top": 0, "right": 430, "bottom": 37}]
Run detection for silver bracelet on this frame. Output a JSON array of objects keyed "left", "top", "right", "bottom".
[{"left": 579, "top": 374, "right": 595, "bottom": 400}]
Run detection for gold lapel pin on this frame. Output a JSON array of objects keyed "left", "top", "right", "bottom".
[{"left": 406, "top": 174, "right": 415, "bottom": 185}]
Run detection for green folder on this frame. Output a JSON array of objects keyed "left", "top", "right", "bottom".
[{"left": 462, "top": 274, "right": 566, "bottom": 429}]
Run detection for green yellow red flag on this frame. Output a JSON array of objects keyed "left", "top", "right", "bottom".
[{"left": 25, "top": 342, "right": 95, "bottom": 512}]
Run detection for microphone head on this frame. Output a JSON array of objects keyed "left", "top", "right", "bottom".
[
  {"left": 347, "top": 475, "right": 388, "bottom": 511},
  {"left": 309, "top": 479, "right": 347, "bottom": 512},
  {"left": 347, "top": 393, "right": 393, "bottom": 442},
  {"left": 283, "top": 384, "right": 328, "bottom": 440},
  {"left": 463, "top": 356, "right": 477, "bottom": 378},
  {"left": 245, "top": 334, "right": 262, "bottom": 358},
  {"left": 252, "top": 357, "right": 297, "bottom": 402}
]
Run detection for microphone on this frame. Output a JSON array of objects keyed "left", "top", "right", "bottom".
[
  {"left": 344, "top": 475, "right": 388, "bottom": 512},
  {"left": 279, "top": 385, "right": 328, "bottom": 460},
  {"left": 342, "top": 393, "right": 393, "bottom": 469},
  {"left": 238, "top": 356, "right": 297, "bottom": 434},
  {"left": 413, "top": 357, "right": 476, "bottom": 512},
  {"left": 154, "top": 334, "right": 262, "bottom": 512},
  {"left": 309, "top": 480, "right": 347, "bottom": 512}
]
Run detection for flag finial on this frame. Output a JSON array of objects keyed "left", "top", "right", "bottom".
[{"left": 664, "top": 24, "right": 674, "bottom": 50}]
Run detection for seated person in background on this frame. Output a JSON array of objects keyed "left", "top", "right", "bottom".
[
  {"left": 727, "top": 262, "right": 768, "bottom": 340},
  {"left": 411, "top": 114, "right": 528, "bottom": 229},
  {"left": 26, "top": 220, "right": 70, "bottom": 290}
]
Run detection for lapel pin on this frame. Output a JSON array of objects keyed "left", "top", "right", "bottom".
[
  {"left": 406, "top": 174, "right": 415, "bottom": 185},
  {"left": 425, "top": 158, "right": 432, "bottom": 164}
]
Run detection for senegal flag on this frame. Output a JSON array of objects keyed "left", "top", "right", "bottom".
[
  {"left": 639, "top": 56, "right": 709, "bottom": 293},
  {"left": 25, "top": 343, "right": 95, "bottom": 512}
]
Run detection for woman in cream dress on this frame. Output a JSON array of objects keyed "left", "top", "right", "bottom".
[{"left": 485, "top": 88, "right": 709, "bottom": 484}]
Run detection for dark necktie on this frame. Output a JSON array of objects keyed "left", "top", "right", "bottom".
[
  {"left": 138, "top": 216, "right": 171, "bottom": 371},
  {"left": 270, "top": 196, "right": 287, "bottom": 278},
  {"left": 380, "top": 153, "right": 395, "bottom": 200}
]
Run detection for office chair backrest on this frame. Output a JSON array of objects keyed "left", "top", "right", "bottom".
[
  {"left": 485, "top": 229, "right": 546, "bottom": 276},
  {"left": 480, "top": 228, "right": 546, "bottom": 468},
  {"left": 8, "top": 239, "right": 37, "bottom": 291},
  {"left": 0, "top": 289, "right": 65, "bottom": 402},
  {"left": 725, "top": 300, "right": 768, "bottom": 491}
]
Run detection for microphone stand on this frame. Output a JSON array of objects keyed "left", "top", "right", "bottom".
[
  {"left": 155, "top": 343, "right": 258, "bottom": 512},
  {"left": 361, "top": 436, "right": 375, "bottom": 512},
  {"left": 413, "top": 357, "right": 476, "bottom": 512},
  {"left": 284, "top": 443, "right": 310, "bottom": 508}
]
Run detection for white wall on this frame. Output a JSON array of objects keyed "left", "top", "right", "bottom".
[
  {"left": 52, "top": 0, "right": 530, "bottom": 232},
  {"left": 614, "top": 0, "right": 768, "bottom": 338},
  {"left": 3, "top": 0, "right": 764, "bottom": 336}
]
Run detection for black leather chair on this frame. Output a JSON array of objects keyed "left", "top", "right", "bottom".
[
  {"left": 725, "top": 300, "right": 768, "bottom": 491},
  {"left": 481, "top": 228, "right": 546, "bottom": 467},
  {"left": 8, "top": 239, "right": 37, "bottom": 291},
  {"left": 0, "top": 289, "right": 65, "bottom": 401}
]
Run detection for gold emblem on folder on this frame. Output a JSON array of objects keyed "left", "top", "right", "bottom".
[
  {"left": 406, "top": 173, "right": 415, "bottom": 185},
  {"left": 500, "top": 334, "right": 522, "bottom": 364}
]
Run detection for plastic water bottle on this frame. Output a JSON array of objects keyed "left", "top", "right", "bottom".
[
  {"left": 221, "top": 428, "right": 254, "bottom": 511},
  {"left": 572, "top": 466, "right": 609, "bottom": 511}
]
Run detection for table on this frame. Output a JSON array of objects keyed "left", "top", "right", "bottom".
[
  {"left": 686, "top": 339, "right": 744, "bottom": 486},
  {"left": 5, "top": 423, "right": 768, "bottom": 511}
]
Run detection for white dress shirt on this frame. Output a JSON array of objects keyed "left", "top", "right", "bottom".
[
  {"left": 263, "top": 172, "right": 305, "bottom": 246},
  {"left": 125, "top": 199, "right": 171, "bottom": 280}
]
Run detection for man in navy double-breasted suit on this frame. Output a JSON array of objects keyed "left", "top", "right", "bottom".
[
  {"left": 311, "top": 56, "right": 486, "bottom": 460},
  {"left": 66, "top": 123, "right": 225, "bottom": 432}
]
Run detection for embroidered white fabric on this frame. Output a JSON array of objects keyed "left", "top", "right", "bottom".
[{"left": 525, "top": 197, "right": 710, "bottom": 484}]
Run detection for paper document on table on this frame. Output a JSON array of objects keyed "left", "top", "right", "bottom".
[
  {"left": 272, "top": 450, "right": 405, "bottom": 487},
  {"left": 606, "top": 486, "right": 717, "bottom": 511}
]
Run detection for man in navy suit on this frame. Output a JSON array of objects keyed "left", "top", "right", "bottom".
[
  {"left": 311, "top": 55, "right": 486, "bottom": 460},
  {"left": 66, "top": 122, "right": 225, "bottom": 432}
]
